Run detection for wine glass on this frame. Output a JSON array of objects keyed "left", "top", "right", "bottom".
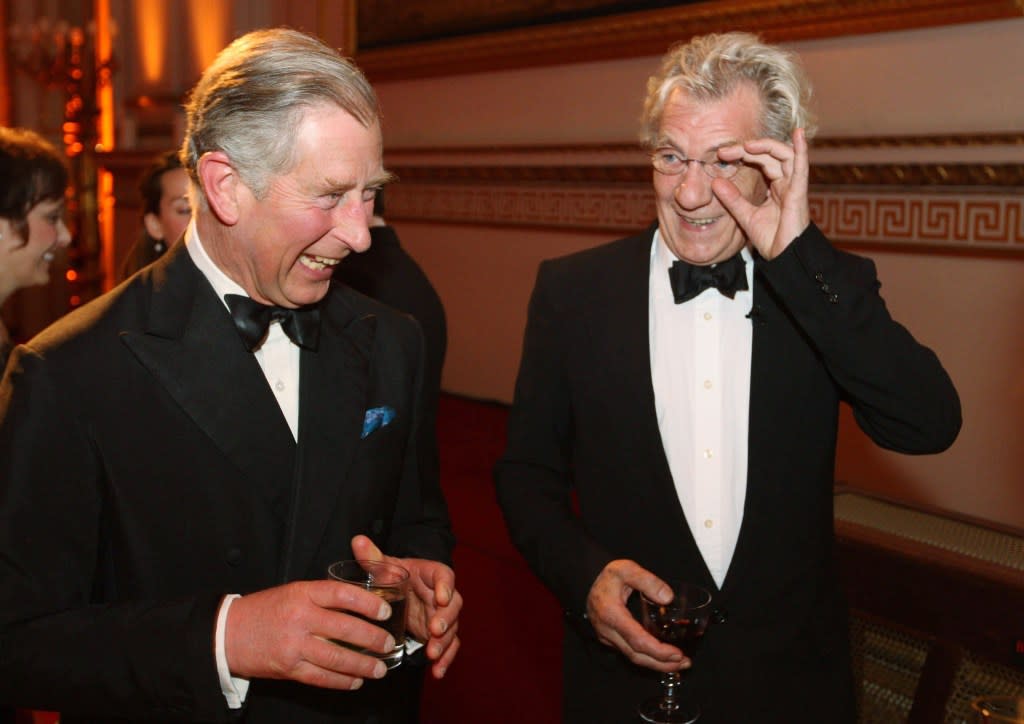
[{"left": 637, "top": 581, "right": 713, "bottom": 724}]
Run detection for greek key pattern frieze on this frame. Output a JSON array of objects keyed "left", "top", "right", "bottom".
[
  {"left": 387, "top": 182, "right": 1024, "bottom": 252},
  {"left": 810, "top": 193, "right": 1024, "bottom": 250}
]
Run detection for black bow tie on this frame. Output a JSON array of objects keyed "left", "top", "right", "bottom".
[
  {"left": 224, "top": 294, "right": 321, "bottom": 352},
  {"left": 668, "top": 253, "right": 749, "bottom": 304}
]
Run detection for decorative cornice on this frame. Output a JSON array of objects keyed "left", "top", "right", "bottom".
[
  {"left": 809, "top": 164, "right": 1024, "bottom": 186},
  {"left": 387, "top": 163, "right": 1024, "bottom": 188},
  {"left": 356, "top": 0, "right": 1024, "bottom": 81},
  {"left": 384, "top": 134, "right": 1024, "bottom": 188},
  {"left": 814, "top": 132, "right": 1024, "bottom": 149},
  {"left": 385, "top": 133, "right": 1024, "bottom": 157}
]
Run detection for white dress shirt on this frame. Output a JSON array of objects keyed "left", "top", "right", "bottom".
[
  {"left": 186, "top": 224, "right": 303, "bottom": 707},
  {"left": 186, "top": 224, "right": 302, "bottom": 440},
  {"left": 649, "top": 229, "right": 753, "bottom": 588}
]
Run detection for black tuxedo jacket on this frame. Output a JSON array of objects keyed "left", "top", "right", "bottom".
[
  {"left": 333, "top": 224, "right": 447, "bottom": 420},
  {"left": 333, "top": 225, "right": 448, "bottom": 500},
  {"left": 495, "top": 223, "right": 960, "bottom": 723},
  {"left": 0, "top": 243, "right": 453, "bottom": 722}
]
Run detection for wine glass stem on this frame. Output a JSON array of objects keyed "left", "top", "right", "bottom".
[{"left": 661, "top": 671, "right": 681, "bottom": 711}]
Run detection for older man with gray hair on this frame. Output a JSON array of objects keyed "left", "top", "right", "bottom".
[
  {"left": 0, "top": 28, "right": 460, "bottom": 723},
  {"left": 496, "top": 32, "right": 960, "bottom": 723}
]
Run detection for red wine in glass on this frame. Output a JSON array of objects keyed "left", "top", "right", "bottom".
[
  {"left": 648, "top": 613, "right": 707, "bottom": 647},
  {"left": 637, "top": 582, "right": 712, "bottom": 724}
]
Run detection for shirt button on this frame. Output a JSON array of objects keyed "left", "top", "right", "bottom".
[
  {"left": 703, "top": 312, "right": 712, "bottom": 321},
  {"left": 275, "top": 380, "right": 285, "bottom": 392},
  {"left": 703, "top": 380, "right": 713, "bottom": 389},
  {"left": 703, "top": 448, "right": 713, "bottom": 459},
  {"left": 704, "top": 519, "right": 714, "bottom": 529}
]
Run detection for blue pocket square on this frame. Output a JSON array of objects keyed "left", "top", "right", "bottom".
[{"left": 361, "top": 406, "right": 396, "bottom": 439}]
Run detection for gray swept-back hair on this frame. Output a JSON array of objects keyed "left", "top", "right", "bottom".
[
  {"left": 182, "top": 27, "right": 380, "bottom": 203},
  {"left": 641, "top": 32, "right": 816, "bottom": 149}
]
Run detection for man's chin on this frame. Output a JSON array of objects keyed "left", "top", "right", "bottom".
[{"left": 285, "top": 281, "right": 332, "bottom": 308}]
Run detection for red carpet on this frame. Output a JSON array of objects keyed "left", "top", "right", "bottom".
[{"left": 420, "top": 394, "right": 563, "bottom": 723}]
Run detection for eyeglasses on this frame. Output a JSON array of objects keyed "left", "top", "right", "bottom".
[{"left": 650, "top": 148, "right": 743, "bottom": 180}]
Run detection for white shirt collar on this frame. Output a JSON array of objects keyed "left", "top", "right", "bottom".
[{"left": 184, "top": 221, "right": 248, "bottom": 308}]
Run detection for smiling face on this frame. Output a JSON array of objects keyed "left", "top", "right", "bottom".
[
  {"left": 207, "top": 104, "right": 388, "bottom": 308},
  {"left": 0, "top": 197, "right": 72, "bottom": 292},
  {"left": 653, "top": 83, "right": 767, "bottom": 266}
]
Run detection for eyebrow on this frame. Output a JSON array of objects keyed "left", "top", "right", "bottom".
[
  {"left": 653, "top": 138, "right": 742, "bottom": 156},
  {"left": 322, "top": 170, "right": 397, "bottom": 194}
]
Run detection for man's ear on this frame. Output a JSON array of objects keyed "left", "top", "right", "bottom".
[{"left": 197, "top": 151, "right": 244, "bottom": 226}]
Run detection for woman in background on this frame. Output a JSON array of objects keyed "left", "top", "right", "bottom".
[
  {"left": 118, "top": 150, "right": 190, "bottom": 281},
  {"left": 0, "top": 126, "right": 71, "bottom": 370}
]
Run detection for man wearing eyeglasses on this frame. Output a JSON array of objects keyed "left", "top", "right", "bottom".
[{"left": 495, "top": 32, "right": 961, "bottom": 723}]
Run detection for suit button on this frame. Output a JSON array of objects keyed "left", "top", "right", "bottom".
[
  {"left": 226, "top": 547, "right": 243, "bottom": 566},
  {"left": 712, "top": 608, "right": 729, "bottom": 624}
]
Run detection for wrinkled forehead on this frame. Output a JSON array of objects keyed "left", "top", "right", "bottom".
[{"left": 659, "top": 84, "right": 762, "bottom": 133}]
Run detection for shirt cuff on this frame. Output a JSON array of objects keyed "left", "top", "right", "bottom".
[{"left": 216, "top": 593, "right": 251, "bottom": 709}]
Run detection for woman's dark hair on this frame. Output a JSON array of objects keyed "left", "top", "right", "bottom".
[
  {"left": 138, "top": 150, "right": 183, "bottom": 218},
  {"left": 0, "top": 127, "right": 69, "bottom": 244}
]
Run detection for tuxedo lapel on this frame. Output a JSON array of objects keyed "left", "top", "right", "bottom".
[
  {"left": 723, "top": 262, "right": 792, "bottom": 594},
  {"left": 608, "top": 234, "right": 673, "bottom": 483},
  {"left": 606, "top": 231, "right": 711, "bottom": 583},
  {"left": 281, "top": 293, "right": 377, "bottom": 580},
  {"left": 120, "top": 246, "right": 296, "bottom": 507}
]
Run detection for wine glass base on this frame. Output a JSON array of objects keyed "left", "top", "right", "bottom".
[{"left": 637, "top": 697, "right": 700, "bottom": 724}]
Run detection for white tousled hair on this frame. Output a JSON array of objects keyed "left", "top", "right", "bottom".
[{"left": 641, "top": 32, "right": 817, "bottom": 149}]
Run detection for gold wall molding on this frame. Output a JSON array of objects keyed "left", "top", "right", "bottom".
[
  {"left": 384, "top": 135, "right": 1024, "bottom": 253},
  {"left": 389, "top": 163, "right": 1024, "bottom": 188},
  {"left": 356, "top": 0, "right": 1023, "bottom": 81}
]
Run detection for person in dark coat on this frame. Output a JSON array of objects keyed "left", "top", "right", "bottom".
[
  {"left": 0, "top": 28, "right": 461, "bottom": 724},
  {"left": 495, "top": 31, "right": 960, "bottom": 724}
]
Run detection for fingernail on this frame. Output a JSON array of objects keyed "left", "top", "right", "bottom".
[
  {"left": 436, "top": 665, "right": 447, "bottom": 678},
  {"left": 437, "top": 618, "right": 448, "bottom": 634},
  {"left": 373, "top": 660, "right": 387, "bottom": 679},
  {"left": 384, "top": 634, "right": 396, "bottom": 652},
  {"left": 378, "top": 602, "right": 392, "bottom": 620},
  {"left": 350, "top": 678, "right": 364, "bottom": 690}
]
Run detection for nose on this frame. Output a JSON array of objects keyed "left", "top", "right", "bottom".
[
  {"left": 56, "top": 219, "right": 72, "bottom": 247},
  {"left": 332, "top": 197, "right": 372, "bottom": 253},
  {"left": 673, "top": 161, "right": 713, "bottom": 210}
]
